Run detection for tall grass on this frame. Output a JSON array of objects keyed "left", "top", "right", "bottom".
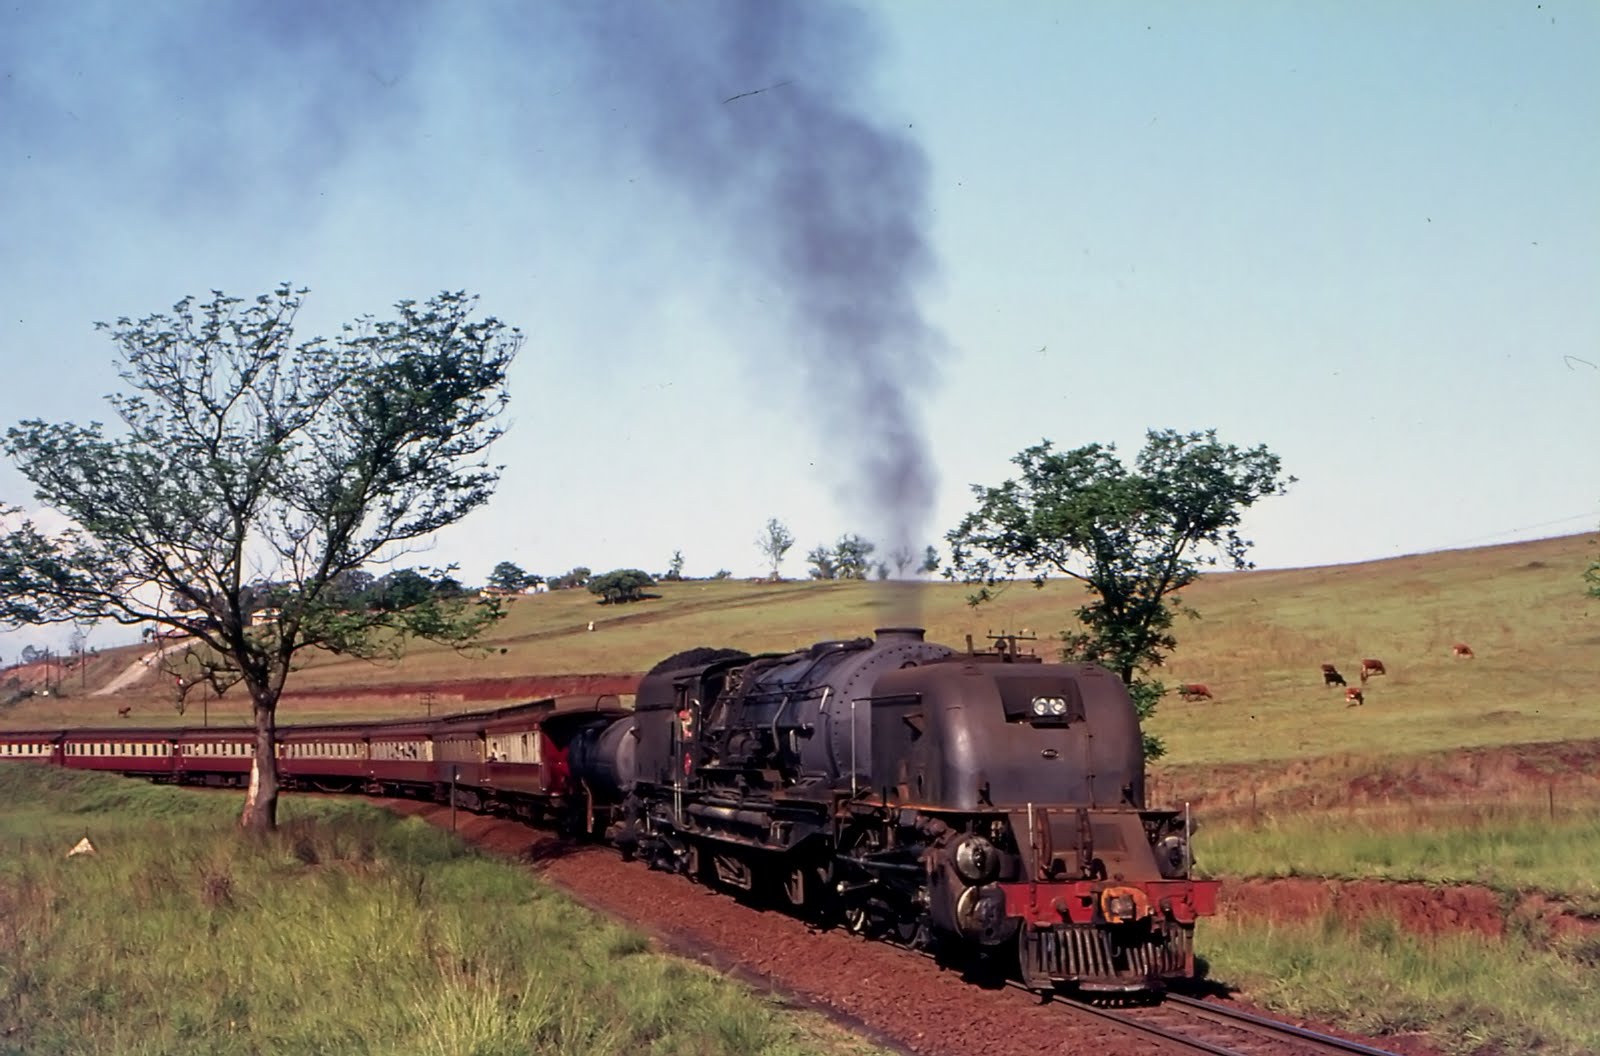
[
  {"left": 1202, "top": 912, "right": 1600, "bottom": 1056},
  {"left": 0, "top": 767, "right": 883, "bottom": 1056},
  {"left": 1199, "top": 798, "right": 1600, "bottom": 903}
]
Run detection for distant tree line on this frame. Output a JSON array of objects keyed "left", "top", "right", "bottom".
[{"left": 799, "top": 533, "right": 941, "bottom": 582}]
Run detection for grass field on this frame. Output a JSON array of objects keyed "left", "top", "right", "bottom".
[{"left": 0, "top": 766, "right": 886, "bottom": 1056}]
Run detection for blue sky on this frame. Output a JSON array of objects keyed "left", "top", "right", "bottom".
[{"left": 2, "top": 1, "right": 1597, "bottom": 658}]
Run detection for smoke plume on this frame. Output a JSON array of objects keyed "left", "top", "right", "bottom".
[{"left": 564, "top": 1, "right": 945, "bottom": 585}]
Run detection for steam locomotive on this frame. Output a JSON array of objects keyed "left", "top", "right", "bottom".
[
  {"left": 572, "top": 627, "right": 1216, "bottom": 991},
  {"left": 0, "top": 628, "right": 1216, "bottom": 993}
]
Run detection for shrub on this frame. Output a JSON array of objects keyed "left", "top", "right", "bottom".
[{"left": 587, "top": 569, "right": 655, "bottom": 605}]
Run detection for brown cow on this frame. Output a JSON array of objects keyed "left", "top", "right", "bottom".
[
  {"left": 1452, "top": 643, "right": 1475, "bottom": 659},
  {"left": 1178, "top": 683, "right": 1213, "bottom": 702},
  {"left": 1344, "top": 687, "right": 1365, "bottom": 707},
  {"left": 116, "top": 706, "right": 132, "bottom": 718},
  {"left": 1321, "top": 664, "right": 1347, "bottom": 687},
  {"left": 1359, "top": 658, "right": 1386, "bottom": 682}
]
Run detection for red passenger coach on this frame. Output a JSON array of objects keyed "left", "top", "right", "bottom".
[
  {"left": 363, "top": 718, "right": 438, "bottom": 795},
  {"left": 61, "top": 729, "right": 178, "bottom": 778},
  {"left": 277, "top": 723, "right": 372, "bottom": 793},
  {"left": 433, "top": 696, "right": 627, "bottom": 822},
  {"left": 0, "top": 730, "right": 61, "bottom": 765},
  {"left": 173, "top": 729, "right": 255, "bottom": 786},
  {"left": 3, "top": 696, "right": 623, "bottom": 829}
]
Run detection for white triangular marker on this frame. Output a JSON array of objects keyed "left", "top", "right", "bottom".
[{"left": 67, "top": 837, "right": 96, "bottom": 857}]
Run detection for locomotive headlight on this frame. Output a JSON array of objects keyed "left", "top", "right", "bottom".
[
  {"left": 951, "top": 834, "right": 1002, "bottom": 885},
  {"left": 1032, "top": 696, "right": 1067, "bottom": 717},
  {"left": 1155, "top": 834, "right": 1190, "bottom": 879}
]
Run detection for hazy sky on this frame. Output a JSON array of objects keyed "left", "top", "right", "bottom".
[{"left": 2, "top": 1, "right": 1597, "bottom": 657}]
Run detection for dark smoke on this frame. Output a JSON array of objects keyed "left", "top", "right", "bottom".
[
  {"left": 564, "top": 1, "right": 945, "bottom": 589},
  {"left": 3, "top": 2, "right": 945, "bottom": 614}
]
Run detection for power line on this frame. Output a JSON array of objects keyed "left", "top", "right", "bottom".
[{"left": 1430, "top": 510, "right": 1600, "bottom": 551}]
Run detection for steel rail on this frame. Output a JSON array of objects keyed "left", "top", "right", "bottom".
[
  {"left": 1162, "top": 995, "right": 1406, "bottom": 1056},
  {"left": 1050, "top": 991, "right": 1410, "bottom": 1056},
  {"left": 1042, "top": 993, "right": 1241, "bottom": 1055}
]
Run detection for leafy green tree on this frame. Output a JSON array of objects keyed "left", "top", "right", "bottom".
[
  {"left": 756, "top": 517, "right": 795, "bottom": 580},
  {"left": 0, "top": 286, "right": 519, "bottom": 829},
  {"left": 834, "top": 534, "right": 876, "bottom": 580},
  {"left": 946, "top": 429, "right": 1292, "bottom": 759},
  {"left": 806, "top": 544, "right": 838, "bottom": 580},
  {"left": 548, "top": 566, "right": 591, "bottom": 590},
  {"left": 362, "top": 567, "right": 469, "bottom": 607},
  {"left": 487, "top": 560, "right": 533, "bottom": 592},
  {"left": 663, "top": 550, "right": 685, "bottom": 582},
  {"left": 327, "top": 569, "right": 376, "bottom": 608},
  {"left": 920, "top": 545, "right": 941, "bottom": 576},
  {"left": 588, "top": 568, "right": 655, "bottom": 604},
  {"left": 369, "top": 569, "right": 437, "bottom": 611}
]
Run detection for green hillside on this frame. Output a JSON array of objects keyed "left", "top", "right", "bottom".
[{"left": 4, "top": 533, "right": 1597, "bottom": 774}]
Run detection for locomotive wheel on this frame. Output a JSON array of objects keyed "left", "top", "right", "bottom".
[{"left": 839, "top": 826, "right": 886, "bottom": 935}]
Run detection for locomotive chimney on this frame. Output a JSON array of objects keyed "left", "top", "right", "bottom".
[{"left": 874, "top": 627, "right": 926, "bottom": 643}]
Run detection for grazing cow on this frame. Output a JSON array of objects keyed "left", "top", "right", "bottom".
[
  {"left": 1359, "top": 658, "right": 1387, "bottom": 683},
  {"left": 1321, "top": 664, "right": 1347, "bottom": 687},
  {"left": 116, "top": 706, "right": 132, "bottom": 718},
  {"left": 1345, "top": 687, "right": 1365, "bottom": 707},
  {"left": 1178, "top": 683, "right": 1213, "bottom": 702},
  {"left": 1452, "top": 643, "right": 1475, "bottom": 659}
]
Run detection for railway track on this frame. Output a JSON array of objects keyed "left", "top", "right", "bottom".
[
  {"left": 1056, "top": 992, "right": 1405, "bottom": 1056},
  {"left": 894, "top": 935, "right": 1409, "bottom": 1056}
]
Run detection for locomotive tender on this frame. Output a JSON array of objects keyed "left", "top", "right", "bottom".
[{"left": 0, "top": 628, "right": 1217, "bottom": 993}]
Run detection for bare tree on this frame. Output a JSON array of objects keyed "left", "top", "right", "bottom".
[{"left": 755, "top": 517, "right": 795, "bottom": 580}]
